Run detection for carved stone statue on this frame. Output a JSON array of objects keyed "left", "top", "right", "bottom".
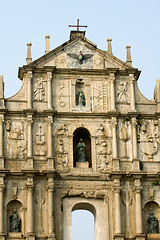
[
  {"left": 148, "top": 212, "right": 159, "bottom": 233},
  {"left": 76, "top": 90, "right": 85, "bottom": 106},
  {"left": 10, "top": 209, "right": 21, "bottom": 232},
  {"left": 77, "top": 139, "right": 87, "bottom": 162}
]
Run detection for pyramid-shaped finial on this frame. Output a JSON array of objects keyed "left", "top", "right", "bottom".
[
  {"left": 126, "top": 45, "right": 132, "bottom": 66},
  {"left": 45, "top": 35, "right": 50, "bottom": 54},
  {"left": 26, "top": 42, "right": 32, "bottom": 64},
  {"left": 107, "top": 38, "right": 112, "bottom": 54}
]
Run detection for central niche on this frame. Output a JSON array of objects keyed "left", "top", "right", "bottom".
[{"left": 73, "top": 127, "right": 91, "bottom": 168}]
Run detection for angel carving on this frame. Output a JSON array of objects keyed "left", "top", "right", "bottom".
[{"left": 67, "top": 51, "right": 93, "bottom": 64}]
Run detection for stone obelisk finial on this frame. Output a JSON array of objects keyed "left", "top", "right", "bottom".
[
  {"left": 126, "top": 45, "right": 132, "bottom": 66},
  {"left": 45, "top": 35, "right": 50, "bottom": 54},
  {"left": 26, "top": 42, "right": 32, "bottom": 64},
  {"left": 107, "top": 38, "right": 112, "bottom": 54}
]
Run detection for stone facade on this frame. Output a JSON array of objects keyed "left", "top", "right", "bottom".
[{"left": 0, "top": 30, "right": 160, "bottom": 240}]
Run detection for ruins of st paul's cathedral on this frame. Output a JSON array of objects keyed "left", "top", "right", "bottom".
[{"left": 0, "top": 22, "right": 160, "bottom": 240}]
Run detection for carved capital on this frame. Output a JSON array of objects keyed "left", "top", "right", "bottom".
[
  {"left": 47, "top": 185, "right": 54, "bottom": 192},
  {"left": 134, "top": 186, "right": 142, "bottom": 194},
  {"left": 0, "top": 115, "right": 4, "bottom": 125},
  {"left": 47, "top": 72, "right": 52, "bottom": 81},
  {"left": 131, "top": 117, "right": 137, "bottom": 127},
  {"left": 129, "top": 73, "right": 135, "bottom": 83},
  {"left": 26, "top": 184, "right": 34, "bottom": 191},
  {"left": 0, "top": 184, "right": 5, "bottom": 193},
  {"left": 113, "top": 186, "right": 122, "bottom": 193},
  {"left": 27, "top": 71, "right": 33, "bottom": 81},
  {"left": 109, "top": 73, "right": 115, "bottom": 83},
  {"left": 111, "top": 117, "right": 117, "bottom": 127},
  {"left": 47, "top": 116, "right": 53, "bottom": 126},
  {"left": 27, "top": 115, "right": 33, "bottom": 125}
]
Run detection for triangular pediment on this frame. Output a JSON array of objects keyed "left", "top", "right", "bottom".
[{"left": 21, "top": 35, "right": 135, "bottom": 73}]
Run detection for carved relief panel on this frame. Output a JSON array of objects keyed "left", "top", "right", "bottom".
[
  {"left": 95, "top": 122, "right": 112, "bottom": 173},
  {"left": 91, "top": 78, "right": 108, "bottom": 111},
  {"left": 33, "top": 121, "right": 47, "bottom": 158},
  {"left": 34, "top": 77, "right": 46, "bottom": 102},
  {"left": 5, "top": 118, "right": 27, "bottom": 160},
  {"left": 137, "top": 120, "right": 159, "bottom": 161},
  {"left": 117, "top": 120, "right": 132, "bottom": 167},
  {"left": 54, "top": 123, "right": 69, "bottom": 172},
  {"left": 115, "top": 78, "right": 130, "bottom": 113}
]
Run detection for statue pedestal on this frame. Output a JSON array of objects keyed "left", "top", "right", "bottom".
[
  {"left": 0, "top": 233, "right": 5, "bottom": 240},
  {"left": 147, "top": 233, "right": 160, "bottom": 240},
  {"left": 26, "top": 233, "right": 35, "bottom": 240},
  {"left": 9, "top": 232, "right": 22, "bottom": 238},
  {"left": 76, "top": 162, "right": 89, "bottom": 168},
  {"left": 135, "top": 234, "right": 146, "bottom": 240},
  {"left": 114, "top": 234, "right": 124, "bottom": 240}
]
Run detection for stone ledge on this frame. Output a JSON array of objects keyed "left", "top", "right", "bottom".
[{"left": 147, "top": 233, "right": 160, "bottom": 240}]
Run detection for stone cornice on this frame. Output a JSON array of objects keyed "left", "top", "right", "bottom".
[{"left": 18, "top": 66, "right": 141, "bottom": 80}]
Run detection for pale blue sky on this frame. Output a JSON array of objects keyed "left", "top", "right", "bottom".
[
  {"left": 0, "top": 0, "right": 160, "bottom": 100},
  {"left": 0, "top": 1, "right": 160, "bottom": 239}
]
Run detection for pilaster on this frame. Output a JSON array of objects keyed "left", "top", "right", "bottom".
[
  {"left": 131, "top": 117, "right": 139, "bottom": 170},
  {"left": 0, "top": 115, "right": 4, "bottom": 169},
  {"left": 129, "top": 74, "right": 136, "bottom": 112},
  {"left": 110, "top": 73, "right": 116, "bottom": 111},
  {"left": 47, "top": 72, "right": 53, "bottom": 109},
  {"left": 27, "top": 71, "right": 33, "bottom": 109},
  {"left": 112, "top": 117, "right": 119, "bottom": 170},
  {"left": 134, "top": 178, "right": 143, "bottom": 236},
  {"left": 47, "top": 176, "right": 56, "bottom": 240},
  {"left": 26, "top": 176, "right": 35, "bottom": 240},
  {"left": 113, "top": 178, "right": 124, "bottom": 240},
  {"left": 27, "top": 115, "right": 33, "bottom": 169},
  {"left": 47, "top": 116, "right": 54, "bottom": 169},
  {"left": 0, "top": 181, "right": 5, "bottom": 236}
]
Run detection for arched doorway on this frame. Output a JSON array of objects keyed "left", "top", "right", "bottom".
[
  {"left": 73, "top": 127, "right": 91, "bottom": 167},
  {"left": 72, "top": 209, "right": 95, "bottom": 240}
]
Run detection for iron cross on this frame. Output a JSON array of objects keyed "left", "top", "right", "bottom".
[{"left": 69, "top": 19, "right": 88, "bottom": 31}]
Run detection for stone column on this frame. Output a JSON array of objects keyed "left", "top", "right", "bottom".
[
  {"left": 113, "top": 186, "right": 122, "bottom": 234},
  {"left": 134, "top": 179, "right": 143, "bottom": 235},
  {"left": 47, "top": 72, "right": 52, "bottom": 109},
  {"left": 0, "top": 116, "right": 4, "bottom": 169},
  {"left": 47, "top": 116, "right": 54, "bottom": 169},
  {"left": 27, "top": 115, "right": 33, "bottom": 157},
  {"left": 0, "top": 184, "right": 4, "bottom": 235},
  {"left": 47, "top": 177, "right": 56, "bottom": 240},
  {"left": 110, "top": 73, "right": 116, "bottom": 111},
  {"left": 27, "top": 71, "right": 33, "bottom": 109},
  {"left": 112, "top": 117, "right": 119, "bottom": 170},
  {"left": 129, "top": 74, "right": 136, "bottom": 112},
  {"left": 26, "top": 177, "right": 34, "bottom": 237},
  {"left": 131, "top": 118, "right": 139, "bottom": 170}
]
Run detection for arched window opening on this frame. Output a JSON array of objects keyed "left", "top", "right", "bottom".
[
  {"left": 73, "top": 127, "right": 91, "bottom": 167},
  {"left": 72, "top": 210, "right": 95, "bottom": 240}
]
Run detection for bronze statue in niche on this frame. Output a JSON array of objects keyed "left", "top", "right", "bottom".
[
  {"left": 77, "top": 139, "right": 87, "bottom": 162},
  {"left": 9, "top": 209, "right": 21, "bottom": 232},
  {"left": 73, "top": 127, "right": 91, "bottom": 167},
  {"left": 147, "top": 211, "right": 159, "bottom": 233}
]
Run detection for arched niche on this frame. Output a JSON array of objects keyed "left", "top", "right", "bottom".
[
  {"left": 73, "top": 127, "right": 91, "bottom": 167},
  {"left": 75, "top": 79, "right": 85, "bottom": 106},
  {"left": 7, "top": 200, "right": 23, "bottom": 235},
  {"left": 143, "top": 201, "right": 160, "bottom": 234}
]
